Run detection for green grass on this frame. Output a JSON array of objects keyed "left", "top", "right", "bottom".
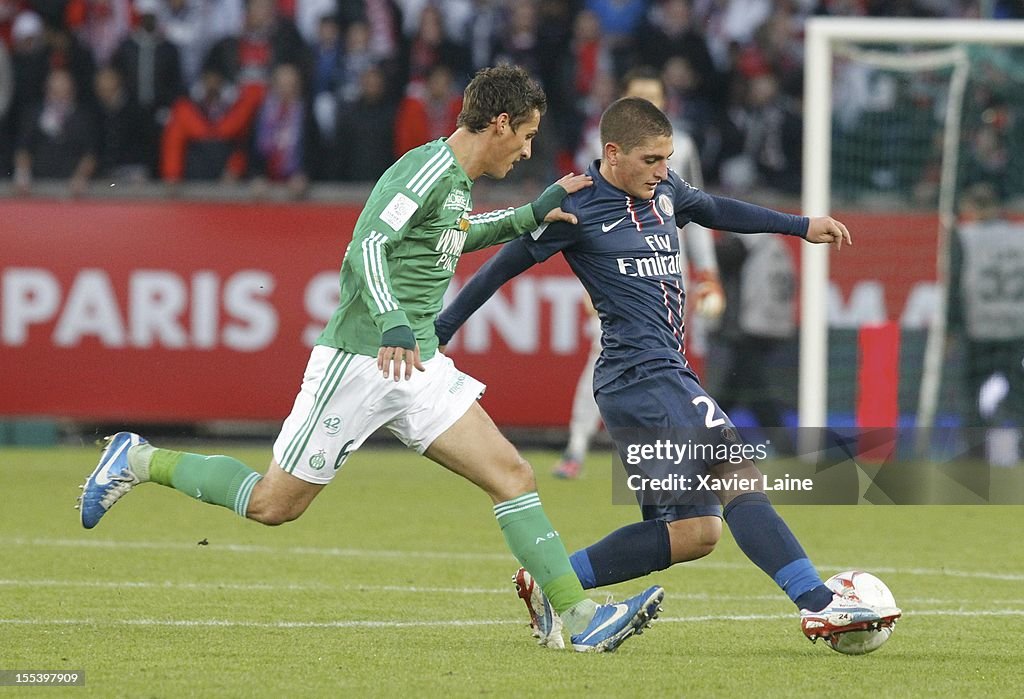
[{"left": 1, "top": 444, "right": 1022, "bottom": 697}]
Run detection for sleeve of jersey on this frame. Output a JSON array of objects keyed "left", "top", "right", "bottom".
[
  {"left": 463, "top": 203, "right": 539, "bottom": 252},
  {"left": 346, "top": 180, "right": 427, "bottom": 333},
  {"left": 434, "top": 237, "right": 537, "bottom": 346},
  {"left": 519, "top": 216, "right": 579, "bottom": 263},
  {"left": 680, "top": 187, "right": 809, "bottom": 238}
]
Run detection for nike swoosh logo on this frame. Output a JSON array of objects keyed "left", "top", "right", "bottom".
[
  {"left": 601, "top": 217, "right": 626, "bottom": 233},
  {"left": 577, "top": 603, "right": 630, "bottom": 643},
  {"left": 93, "top": 440, "right": 130, "bottom": 486}
]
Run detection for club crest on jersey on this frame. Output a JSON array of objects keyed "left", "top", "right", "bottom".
[
  {"left": 657, "top": 194, "right": 674, "bottom": 217},
  {"left": 443, "top": 189, "right": 470, "bottom": 211}
]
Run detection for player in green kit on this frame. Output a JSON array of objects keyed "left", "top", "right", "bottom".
[{"left": 77, "top": 65, "right": 664, "bottom": 653}]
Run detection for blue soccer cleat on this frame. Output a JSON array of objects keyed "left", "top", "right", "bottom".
[
  {"left": 513, "top": 567, "right": 565, "bottom": 649},
  {"left": 77, "top": 432, "right": 146, "bottom": 529},
  {"left": 571, "top": 585, "right": 664, "bottom": 653}
]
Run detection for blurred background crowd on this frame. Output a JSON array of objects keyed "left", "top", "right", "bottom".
[{"left": 1, "top": 0, "right": 1023, "bottom": 199}]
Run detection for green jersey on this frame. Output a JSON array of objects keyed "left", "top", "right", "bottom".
[{"left": 317, "top": 139, "right": 539, "bottom": 359}]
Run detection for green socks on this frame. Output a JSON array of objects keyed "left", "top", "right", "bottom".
[
  {"left": 129, "top": 444, "right": 262, "bottom": 518},
  {"left": 494, "top": 492, "right": 597, "bottom": 634}
]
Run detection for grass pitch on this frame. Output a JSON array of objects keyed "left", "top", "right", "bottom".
[{"left": 1, "top": 443, "right": 1022, "bottom": 697}]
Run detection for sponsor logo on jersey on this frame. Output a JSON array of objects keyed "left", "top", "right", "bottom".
[
  {"left": 443, "top": 189, "right": 470, "bottom": 211},
  {"left": 434, "top": 227, "right": 468, "bottom": 273},
  {"left": 616, "top": 253, "right": 682, "bottom": 278},
  {"left": 322, "top": 414, "right": 343, "bottom": 436}
]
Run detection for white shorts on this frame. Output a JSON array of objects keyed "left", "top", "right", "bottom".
[{"left": 273, "top": 346, "right": 486, "bottom": 484}]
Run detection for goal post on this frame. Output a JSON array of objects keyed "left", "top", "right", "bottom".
[{"left": 801, "top": 17, "right": 1024, "bottom": 457}]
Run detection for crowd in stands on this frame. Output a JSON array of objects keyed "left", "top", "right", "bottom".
[{"left": 1, "top": 0, "right": 1022, "bottom": 198}]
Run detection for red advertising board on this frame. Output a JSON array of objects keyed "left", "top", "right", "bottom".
[{"left": 0, "top": 200, "right": 939, "bottom": 426}]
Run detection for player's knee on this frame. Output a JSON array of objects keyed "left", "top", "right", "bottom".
[
  {"left": 667, "top": 516, "right": 722, "bottom": 562},
  {"left": 494, "top": 454, "right": 537, "bottom": 502},
  {"left": 245, "top": 491, "right": 306, "bottom": 526}
]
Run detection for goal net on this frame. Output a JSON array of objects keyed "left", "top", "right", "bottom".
[{"left": 801, "top": 18, "right": 1024, "bottom": 460}]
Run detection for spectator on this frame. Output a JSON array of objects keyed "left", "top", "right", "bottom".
[
  {"left": 6, "top": 12, "right": 50, "bottom": 163},
  {"left": 638, "top": 0, "right": 719, "bottom": 106},
  {"left": 249, "top": 62, "right": 311, "bottom": 197},
  {"left": 401, "top": 3, "right": 467, "bottom": 87},
  {"left": 64, "top": 0, "right": 133, "bottom": 66},
  {"left": 337, "top": 19, "right": 376, "bottom": 104},
  {"left": 294, "top": 0, "right": 337, "bottom": 44},
  {"left": 335, "top": 62, "right": 395, "bottom": 181},
  {"left": 159, "top": 65, "right": 263, "bottom": 183},
  {"left": 14, "top": 67, "right": 97, "bottom": 196},
  {"left": 93, "top": 64, "right": 148, "bottom": 181},
  {"left": 661, "top": 55, "right": 719, "bottom": 169},
  {"left": 160, "top": 0, "right": 236, "bottom": 88},
  {"left": 568, "top": 8, "right": 612, "bottom": 114},
  {"left": 490, "top": 1, "right": 543, "bottom": 80},
  {"left": 205, "top": 0, "right": 308, "bottom": 89},
  {"left": 111, "top": 0, "right": 185, "bottom": 176},
  {"left": 719, "top": 71, "right": 802, "bottom": 194},
  {"left": 584, "top": 0, "right": 647, "bottom": 74},
  {"left": 392, "top": 62, "right": 460, "bottom": 157},
  {"left": 308, "top": 12, "right": 343, "bottom": 160}
]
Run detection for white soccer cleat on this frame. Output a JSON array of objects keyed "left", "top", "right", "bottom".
[
  {"left": 800, "top": 591, "right": 901, "bottom": 642},
  {"left": 513, "top": 567, "right": 565, "bottom": 649}
]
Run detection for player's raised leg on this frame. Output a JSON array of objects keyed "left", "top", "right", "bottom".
[
  {"left": 425, "top": 401, "right": 664, "bottom": 652},
  {"left": 77, "top": 431, "right": 324, "bottom": 529}
]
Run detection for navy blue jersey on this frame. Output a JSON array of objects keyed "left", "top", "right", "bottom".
[{"left": 522, "top": 162, "right": 805, "bottom": 390}]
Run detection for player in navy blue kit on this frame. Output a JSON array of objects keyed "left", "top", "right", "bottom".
[{"left": 436, "top": 97, "right": 901, "bottom": 647}]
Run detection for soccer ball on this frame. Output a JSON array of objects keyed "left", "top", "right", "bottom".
[{"left": 823, "top": 571, "right": 899, "bottom": 655}]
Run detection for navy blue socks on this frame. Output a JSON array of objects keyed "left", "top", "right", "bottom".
[
  {"left": 723, "top": 492, "right": 832, "bottom": 609},
  {"left": 570, "top": 519, "right": 672, "bottom": 589}
]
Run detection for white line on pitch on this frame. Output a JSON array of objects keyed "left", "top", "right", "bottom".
[
  {"left": 1, "top": 608, "right": 1022, "bottom": 630},
  {"left": 7, "top": 537, "right": 1024, "bottom": 582},
  {"left": 0, "top": 579, "right": 1009, "bottom": 606}
]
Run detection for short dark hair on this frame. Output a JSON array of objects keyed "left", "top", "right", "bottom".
[
  {"left": 456, "top": 65, "right": 547, "bottom": 133},
  {"left": 599, "top": 97, "right": 673, "bottom": 153}
]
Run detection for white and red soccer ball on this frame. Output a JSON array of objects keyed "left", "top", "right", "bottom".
[{"left": 823, "top": 570, "right": 900, "bottom": 655}]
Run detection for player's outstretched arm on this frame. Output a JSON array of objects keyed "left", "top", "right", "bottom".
[
  {"left": 804, "top": 216, "right": 852, "bottom": 251},
  {"left": 435, "top": 237, "right": 538, "bottom": 346},
  {"left": 466, "top": 174, "right": 592, "bottom": 253}
]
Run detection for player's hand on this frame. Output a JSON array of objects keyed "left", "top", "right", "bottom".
[
  {"left": 377, "top": 343, "right": 425, "bottom": 381},
  {"left": 805, "top": 216, "right": 852, "bottom": 250},
  {"left": 531, "top": 173, "right": 593, "bottom": 225},
  {"left": 553, "top": 172, "right": 593, "bottom": 195},
  {"left": 690, "top": 270, "right": 725, "bottom": 319}
]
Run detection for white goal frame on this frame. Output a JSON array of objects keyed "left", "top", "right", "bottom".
[{"left": 800, "top": 18, "right": 1024, "bottom": 455}]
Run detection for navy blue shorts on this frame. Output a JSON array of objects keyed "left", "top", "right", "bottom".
[{"left": 596, "top": 360, "right": 741, "bottom": 523}]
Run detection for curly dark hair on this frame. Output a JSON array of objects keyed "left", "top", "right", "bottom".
[{"left": 456, "top": 65, "right": 547, "bottom": 133}]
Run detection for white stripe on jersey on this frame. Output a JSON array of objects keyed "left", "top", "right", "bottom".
[
  {"left": 362, "top": 231, "right": 398, "bottom": 313},
  {"left": 468, "top": 207, "right": 515, "bottom": 223},
  {"left": 406, "top": 150, "right": 447, "bottom": 193},
  {"left": 408, "top": 151, "right": 453, "bottom": 197}
]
